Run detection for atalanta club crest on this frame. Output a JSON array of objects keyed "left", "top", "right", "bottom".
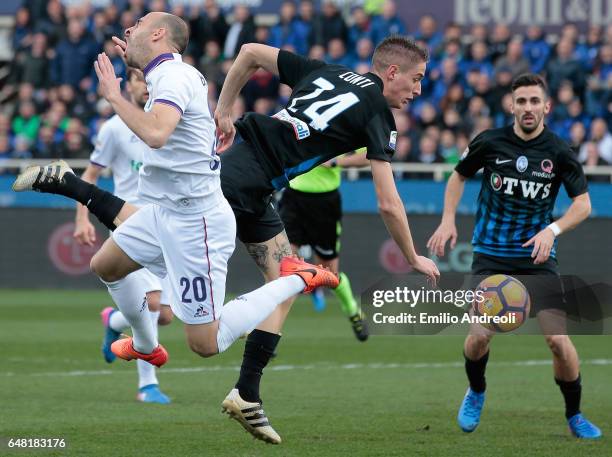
[
  {"left": 490, "top": 172, "right": 503, "bottom": 191},
  {"left": 516, "top": 155, "right": 528, "bottom": 173}
]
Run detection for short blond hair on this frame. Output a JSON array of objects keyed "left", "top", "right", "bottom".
[{"left": 372, "top": 35, "right": 428, "bottom": 72}]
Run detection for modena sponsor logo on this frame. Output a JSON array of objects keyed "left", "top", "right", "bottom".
[{"left": 490, "top": 172, "right": 551, "bottom": 199}]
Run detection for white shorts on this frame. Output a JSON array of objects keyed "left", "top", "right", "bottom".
[
  {"left": 112, "top": 200, "right": 236, "bottom": 324},
  {"left": 128, "top": 267, "right": 163, "bottom": 294}
]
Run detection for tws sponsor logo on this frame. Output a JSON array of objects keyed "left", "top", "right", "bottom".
[{"left": 491, "top": 174, "right": 552, "bottom": 199}]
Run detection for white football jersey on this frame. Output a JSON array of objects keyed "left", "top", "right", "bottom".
[
  {"left": 90, "top": 114, "right": 149, "bottom": 205},
  {"left": 140, "top": 53, "right": 221, "bottom": 213}
]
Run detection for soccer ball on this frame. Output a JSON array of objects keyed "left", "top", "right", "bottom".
[{"left": 473, "top": 274, "right": 531, "bottom": 332}]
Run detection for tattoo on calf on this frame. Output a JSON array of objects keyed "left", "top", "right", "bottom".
[
  {"left": 246, "top": 243, "right": 269, "bottom": 271},
  {"left": 272, "top": 239, "right": 292, "bottom": 263}
]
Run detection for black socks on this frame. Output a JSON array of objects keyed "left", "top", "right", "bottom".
[
  {"left": 63, "top": 174, "right": 125, "bottom": 231},
  {"left": 235, "top": 329, "right": 281, "bottom": 403},
  {"left": 556, "top": 375, "right": 582, "bottom": 419},
  {"left": 464, "top": 350, "right": 489, "bottom": 393}
]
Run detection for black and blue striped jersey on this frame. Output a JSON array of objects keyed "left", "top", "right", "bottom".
[{"left": 455, "top": 125, "right": 588, "bottom": 258}]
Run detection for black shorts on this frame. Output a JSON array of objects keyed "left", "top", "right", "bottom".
[
  {"left": 279, "top": 187, "right": 342, "bottom": 260},
  {"left": 471, "top": 252, "right": 565, "bottom": 315},
  {"left": 220, "top": 141, "right": 284, "bottom": 243}
]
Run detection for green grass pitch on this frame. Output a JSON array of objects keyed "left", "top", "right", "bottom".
[{"left": 1, "top": 289, "right": 611, "bottom": 457}]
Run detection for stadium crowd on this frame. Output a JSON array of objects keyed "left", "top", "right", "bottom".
[{"left": 2, "top": 0, "right": 612, "bottom": 177}]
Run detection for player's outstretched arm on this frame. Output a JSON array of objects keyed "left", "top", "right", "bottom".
[
  {"left": 336, "top": 151, "right": 370, "bottom": 168},
  {"left": 214, "top": 44, "right": 280, "bottom": 152},
  {"left": 94, "top": 53, "right": 180, "bottom": 149},
  {"left": 523, "top": 192, "right": 591, "bottom": 264},
  {"left": 427, "top": 171, "right": 467, "bottom": 257},
  {"left": 73, "top": 164, "right": 103, "bottom": 246},
  {"left": 371, "top": 159, "right": 440, "bottom": 285}
]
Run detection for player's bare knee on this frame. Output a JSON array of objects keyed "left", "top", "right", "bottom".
[
  {"left": 146, "top": 292, "right": 161, "bottom": 311},
  {"left": 545, "top": 335, "right": 570, "bottom": 357},
  {"left": 466, "top": 333, "right": 492, "bottom": 354},
  {"left": 158, "top": 307, "right": 173, "bottom": 325},
  {"left": 91, "top": 254, "right": 120, "bottom": 282},
  {"left": 188, "top": 340, "right": 217, "bottom": 358}
]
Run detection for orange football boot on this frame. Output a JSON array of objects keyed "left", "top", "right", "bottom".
[
  {"left": 280, "top": 256, "right": 339, "bottom": 293},
  {"left": 110, "top": 337, "right": 168, "bottom": 368}
]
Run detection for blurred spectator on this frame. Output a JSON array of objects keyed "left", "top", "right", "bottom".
[
  {"left": 313, "top": 1, "right": 347, "bottom": 46},
  {"left": 56, "top": 130, "right": 91, "bottom": 159},
  {"left": 297, "top": 0, "right": 318, "bottom": 50},
  {"left": 440, "top": 129, "right": 459, "bottom": 163},
  {"left": 394, "top": 136, "right": 412, "bottom": 162},
  {"left": 16, "top": 33, "right": 50, "bottom": 89},
  {"left": 91, "top": 10, "right": 115, "bottom": 45},
  {"left": 269, "top": 1, "right": 309, "bottom": 56},
  {"left": 326, "top": 39, "right": 353, "bottom": 67},
  {"left": 22, "top": 0, "right": 47, "bottom": 25},
  {"left": 469, "top": 24, "right": 489, "bottom": 45},
  {"left": 552, "top": 97, "right": 590, "bottom": 142},
  {"left": 411, "top": 134, "right": 443, "bottom": 181},
  {"left": 0, "top": 135, "right": 11, "bottom": 166},
  {"left": 431, "top": 58, "right": 461, "bottom": 106},
  {"left": 51, "top": 19, "right": 99, "bottom": 88},
  {"left": 12, "top": 101, "right": 40, "bottom": 142},
  {"left": 570, "top": 122, "right": 587, "bottom": 154},
  {"left": 576, "top": 25, "right": 603, "bottom": 71},
  {"left": 243, "top": 69, "right": 280, "bottom": 110},
  {"left": 440, "top": 83, "right": 467, "bottom": 115},
  {"left": 546, "top": 39, "right": 586, "bottom": 98},
  {"left": 582, "top": 141, "right": 610, "bottom": 166},
  {"left": 0, "top": 114, "right": 11, "bottom": 137},
  {"left": 188, "top": 0, "right": 228, "bottom": 59},
  {"left": 462, "top": 40, "right": 493, "bottom": 78},
  {"left": 523, "top": 25, "right": 551, "bottom": 73},
  {"left": 34, "top": 125, "right": 62, "bottom": 158},
  {"left": 493, "top": 93, "right": 514, "bottom": 128},
  {"left": 149, "top": 0, "right": 167, "bottom": 13},
  {"left": 12, "top": 7, "right": 33, "bottom": 51},
  {"left": 36, "top": 0, "right": 66, "bottom": 47},
  {"left": 578, "top": 118, "right": 612, "bottom": 163},
  {"left": 352, "top": 38, "right": 374, "bottom": 70},
  {"left": 124, "top": 0, "right": 148, "bottom": 18},
  {"left": 414, "top": 14, "right": 443, "bottom": 53},
  {"left": 560, "top": 23, "right": 579, "bottom": 44},
  {"left": 585, "top": 44, "right": 612, "bottom": 117},
  {"left": 348, "top": 7, "right": 371, "bottom": 50},
  {"left": 370, "top": 0, "right": 406, "bottom": 46},
  {"left": 488, "top": 24, "right": 510, "bottom": 62},
  {"left": 494, "top": 37, "right": 530, "bottom": 79},
  {"left": 12, "top": 135, "right": 34, "bottom": 159},
  {"left": 223, "top": 5, "right": 255, "bottom": 59},
  {"left": 580, "top": 141, "right": 610, "bottom": 182},
  {"left": 200, "top": 41, "right": 225, "bottom": 89}
]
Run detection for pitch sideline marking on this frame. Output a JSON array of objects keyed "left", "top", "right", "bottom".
[{"left": 3, "top": 358, "right": 612, "bottom": 378}]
